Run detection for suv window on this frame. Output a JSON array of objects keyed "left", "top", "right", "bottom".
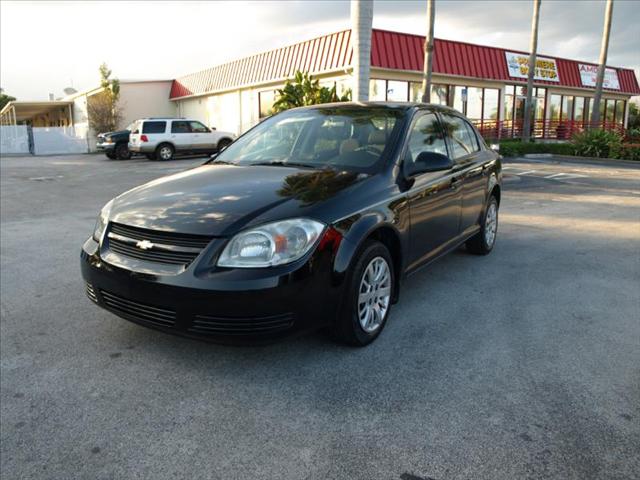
[
  {"left": 142, "top": 121, "right": 166, "bottom": 134},
  {"left": 405, "top": 113, "right": 448, "bottom": 163},
  {"left": 189, "top": 121, "right": 209, "bottom": 133},
  {"left": 171, "top": 121, "right": 191, "bottom": 134},
  {"left": 440, "top": 114, "right": 479, "bottom": 159}
]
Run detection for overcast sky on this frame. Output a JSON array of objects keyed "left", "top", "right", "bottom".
[{"left": 1, "top": 0, "right": 638, "bottom": 100}]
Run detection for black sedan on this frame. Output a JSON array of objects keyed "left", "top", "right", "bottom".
[{"left": 81, "top": 102, "right": 501, "bottom": 346}]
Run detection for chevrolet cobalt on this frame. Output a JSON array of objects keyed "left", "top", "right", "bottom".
[{"left": 81, "top": 103, "right": 501, "bottom": 346}]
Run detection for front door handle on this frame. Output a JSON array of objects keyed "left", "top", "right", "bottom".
[{"left": 451, "top": 177, "right": 463, "bottom": 189}]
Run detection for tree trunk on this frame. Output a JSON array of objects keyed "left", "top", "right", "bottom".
[
  {"left": 591, "top": 0, "right": 614, "bottom": 127},
  {"left": 421, "top": 0, "right": 436, "bottom": 103},
  {"left": 351, "top": 0, "right": 373, "bottom": 102},
  {"left": 522, "top": 0, "right": 541, "bottom": 143}
]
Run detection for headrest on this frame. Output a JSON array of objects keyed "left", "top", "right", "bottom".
[
  {"left": 340, "top": 138, "right": 359, "bottom": 155},
  {"left": 368, "top": 129, "right": 386, "bottom": 144}
]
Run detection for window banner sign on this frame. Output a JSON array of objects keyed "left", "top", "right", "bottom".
[
  {"left": 505, "top": 52, "right": 560, "bottom": 82},
  {"left": 578, "top": 64, "right": 620, "bottom": 90}
]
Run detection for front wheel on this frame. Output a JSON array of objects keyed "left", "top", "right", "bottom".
[
  {"left": 115, "top": 143, "right": 131, "bottom": 160},
  {"left": 217, "top": 138, "right": 232, "bottom": 152},
  {"left": 331, "top": 241, "right": 394, "bottom": 346},
  {"left": 155, "top": 143, "right": 174, "bottom": 161},
  {"left": 466, "top": 195, "right": 499, "bottom": 255}
]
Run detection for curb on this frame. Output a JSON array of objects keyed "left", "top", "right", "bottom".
[{"left": 505, "top": 154, "right": 639, "bottom": 167}]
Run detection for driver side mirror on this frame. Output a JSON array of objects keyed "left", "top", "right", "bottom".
[{"left": 407, "top": 151, "right": 454, "bottom": 176}]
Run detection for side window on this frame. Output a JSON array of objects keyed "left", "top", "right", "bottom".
[
  {"left": 441, "top": 114, "right": 479, "bottom": 159},
  {"left": 405, "top": 113, "right": 448, "bottom": 163},
  {"left": 142, "top": 121, "right": 166, "bottom": 134},
  {"left": 189, "top": 121, "right": 209, "bottom": 133},
  {"left": 171, "top": 121, "right": 191, "bottom": 134}
]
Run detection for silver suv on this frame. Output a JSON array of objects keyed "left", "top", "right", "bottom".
[{"left": 129, "top": 118, "right": 235, "bottom": 160}]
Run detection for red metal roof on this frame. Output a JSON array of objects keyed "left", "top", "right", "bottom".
[{"left": 170, "top": 28, "right": 640, "bottom": 99}]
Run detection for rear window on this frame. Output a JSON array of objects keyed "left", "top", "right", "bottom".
[{"left": 142, "top": 121, "right": 166, "bottom": 134}]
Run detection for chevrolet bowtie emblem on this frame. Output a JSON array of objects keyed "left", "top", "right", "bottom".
[{"left": 136, "top": 239, "right": 154, "bottom": 250}]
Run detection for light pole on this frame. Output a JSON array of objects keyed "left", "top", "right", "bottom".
[{"left": 522, "top": 0, "right": 541, "bottom": 143}]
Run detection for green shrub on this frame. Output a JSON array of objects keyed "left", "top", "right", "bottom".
[
  {"left": 626, "top": 128, "right": 640, "bottom": 142},
  {"left": 498, "top": 140, "right": 574, "bottom": 157},
  {"left": 618, "top": 145, "right": 640, "bottom": 161},
  {"left": 571, "top": 129, "right": 622, "bottom": 158}
]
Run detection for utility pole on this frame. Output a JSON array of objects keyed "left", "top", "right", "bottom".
[
  {"left": 591, "top": 0, "right": 614, "bottom": 127},
  {"left": 421, "top": 0, "right": 436, "bottom": 103},
  {"left": 351, "top": 0, "right": 373, "bottom": 102},
  {"left": 522, "top": 0, "right": 541, "bottom": 142}
]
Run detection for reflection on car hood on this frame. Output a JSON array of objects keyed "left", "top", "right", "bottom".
[{"left": 109, "top": 164, "right": 362, "bottom": 236}]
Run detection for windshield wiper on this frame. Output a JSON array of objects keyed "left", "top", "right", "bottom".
[{"left": 250, "top": 161, "right": 318, "bottom": 169}]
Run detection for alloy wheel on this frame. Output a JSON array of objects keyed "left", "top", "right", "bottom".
[
  {"left": 484, "top": 202, "right": 498, "bottom": 248},
  {"left": 357, "top": 256, "right": 392, "bottom": 333}
]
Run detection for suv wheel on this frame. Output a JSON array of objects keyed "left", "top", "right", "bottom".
[
  {"left": 331, "top": 241, "right": 394, "bottom": 346},
  {"left": 105, "top": 151, "right": 116, "bottom": 160},
  {"left": 466, "top": 195, "right": 499, "bottom": 255},
  {"left": 217, "top": 138, "right": 232, "bottom": 151},
  {"left": 115, "top": 143, "right": 131, "bottom": 160},
  {"left": 156, "top": 143, "right": 174, "bottom": 161}
]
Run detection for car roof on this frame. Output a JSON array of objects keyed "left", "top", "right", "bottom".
[{"left": 292, "top": 101, "right": 460, "bottom": 115}]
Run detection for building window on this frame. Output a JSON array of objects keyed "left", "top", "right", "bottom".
[
  {"left": 369, "top": 79, "right": 387, "bottom": 101},
  {"left": 259, "top": 90, "right": 277, "bottom": 119},
  {"left": 465, "top": 87, "right": 483, "bottom": 120},
  {"left": 549, "top": 94, "right": 562, "bottom": 121},
  {"left": 484, "top": 89, "right": 499, "bottom": 121},
  {"left": 410, "top": 82, "right": 422, "bottom": 102},
  {"left": 574, "top": 97, "right": 586, "bottom": 122},
  {"left": 615, "top": 100, "right": 626, "bottom": 124},
  {"left": 605, "top": 99, "right": 616, "bottom": 123},
  {"left": 386, "top": 80, "right": 409, "bottom": 101}
]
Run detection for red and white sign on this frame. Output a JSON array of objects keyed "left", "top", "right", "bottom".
[{"left": 578, "top": 64, "right": 620, "bottom": 90}]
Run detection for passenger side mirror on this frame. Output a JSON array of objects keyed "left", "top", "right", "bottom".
[
  {"left": 490, "top": 143, "right": 500, "bottom": 152},
  {"left": 407, "top": 151, "right": 454, "bottom": 176}
]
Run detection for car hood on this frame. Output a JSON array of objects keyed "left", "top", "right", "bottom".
[
  {"left": 100, "top": 129, "right": 129, "bottom": 138},
  {"left": 109, "top": 164, "right": 363, "bottom": 236}
]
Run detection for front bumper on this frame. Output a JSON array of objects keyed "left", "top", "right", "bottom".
[
  {"left": 96, "top": 142, "right": 115, "bottom": 151},
  {"left": 80, "top": 236, "right": 341, "bottom": 344}
]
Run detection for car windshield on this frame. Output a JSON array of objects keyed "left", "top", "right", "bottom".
[{"left": 213, "top": 107, "right": 405, "bottom": 173}]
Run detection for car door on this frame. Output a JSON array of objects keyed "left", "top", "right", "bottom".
[
  {"left": 439, "top": 113, "right": 489, "bottom": 235},
  {"left": 170, "top": 120, "right": 193, "bottom": 152},
  {"left": 404, "top": 111, "right": 463, "bottom": 271},
  {"left": 188, "top": 121, "right": 216, "bottom": 151}
]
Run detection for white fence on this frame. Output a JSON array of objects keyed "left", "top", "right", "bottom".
[
  {"left": 0, "top": 125, "right": 30, "bottom": 155},
  {"left": 0, "top": 125, "right": 90, "bottom": 156},
  {"left": 32, "top": 127, "right": 88, "bottom": 155}
]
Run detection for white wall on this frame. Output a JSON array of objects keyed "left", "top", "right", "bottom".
[
  {"left": 176, "top": 97, "right": 208, "bottom": 125},
  {"left": 32, "top": 126, "right": 88, "bottom": 155},
  {"left": 118, "top": 81, "right": 176, "bottom": 129}
]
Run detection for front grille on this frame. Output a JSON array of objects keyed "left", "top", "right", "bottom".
[
  {"left": 106, "top": 222, "right": 213, "bottom": 267},
  {"left": 99, "top": 289, "right": 177, "bottom": 328},
  {"left": 86, "top": 283, "right": 98, "bottom": 303},
  {"left": 189, "top": 313, "right": 295, "bottom": 336}
]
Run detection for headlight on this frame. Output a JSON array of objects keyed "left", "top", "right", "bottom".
[
  {"left": 217, "top": 218, "right": 325, "bottom": 268},
  {"left": 93, "top": 199, "right": 114, "bottom": 241},
  {"left": 105, "top": 137, "right": 114, "bottom": 143}
]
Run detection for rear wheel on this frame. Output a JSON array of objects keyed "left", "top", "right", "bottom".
[
  {"left": 331, "top": 241, "right": 394, "bottom": 346},
  {"left": 105, "top": 151, "right": 116, "bottom": 160},
  {"left": 466, "top": 195, "right": 498, "bottom": 255},
  {"left": 115, "top": 142, "right": 131, "bottom": 160},
  {"left": 155, "top": 143, "right": 174, "bottom": 161}
]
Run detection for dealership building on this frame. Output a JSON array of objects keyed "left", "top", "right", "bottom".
[{"left": 169, "top": 28, "right": 639, "bottom": 139}]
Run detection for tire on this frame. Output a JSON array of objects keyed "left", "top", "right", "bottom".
[
  {"left": 105, "top": 151, "right": 116, "bottom": 160},
  {"left": 155, "top": 143, "right": 175, "bottom": 161},
  {"left": 145, "top": 153, "right": 156, "bottom": 160},
  {"left": 115, "top": 142, "right": 131, "bottom": 160},
  {"left": 466, "top": 195, "right": 499, "bottom": 255},
  {"left": 217, "top": 138, "right": 232, "bottom": 151},
  {"left": 331, "top": 241, "right": 395, "bottom": 346}
]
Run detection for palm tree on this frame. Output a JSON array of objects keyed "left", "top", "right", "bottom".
[
  {"left": 590, "top": 0, "right": 614, "bottom": 127},
  {"left": 272, "top": 71, "right": 351, "bottom": 113},
  {"left": 421, "top": 0, "right": 436, "bottom": 103},
  {"left": 522, "top": 0, "right": 541, "bottom": 143},
  {"left": 351, "top": 0, "right": 374, "bottom": 101}
]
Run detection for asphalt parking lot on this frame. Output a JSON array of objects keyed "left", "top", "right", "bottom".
[{"left": 1, "top": 153, "right": 639, "bottom": 480}]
